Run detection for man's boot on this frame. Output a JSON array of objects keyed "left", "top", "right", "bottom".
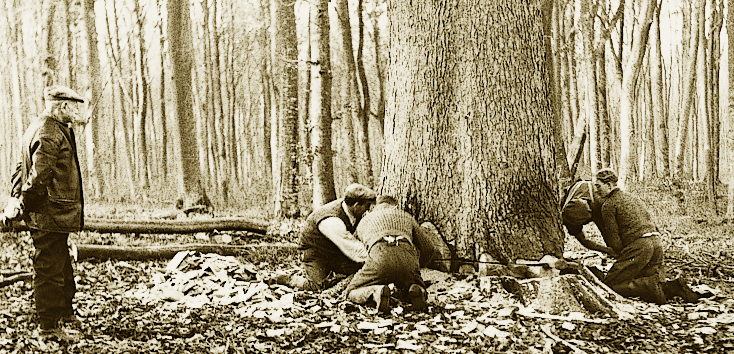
[
  {"left": 662, "top": 277, "right": 699, "bottom": 303},
  {"left": 407, "top": 284, "right": 428, "bottom": 312},
  {"left": 347, "top": 285, "right": 391, "bottom": 313},
  {"left": 612, "top": 275, "right": 666, "bottom": 305}
]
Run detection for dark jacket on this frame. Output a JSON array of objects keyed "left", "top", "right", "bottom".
[
  {"left": 11, "top": 114, "right": 84, "bottom": 233},
  {"left": 298, "top": 198, "right": 354, "bottom": 258},
  {"left": 596, "top": 189, "right": 657, "bottom": 254}
]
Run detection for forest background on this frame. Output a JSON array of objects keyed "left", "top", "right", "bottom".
[{"left": 0, "top": 0, "right": 729, "bottom": 224}]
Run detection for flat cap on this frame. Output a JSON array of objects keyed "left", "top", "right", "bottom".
[
  {"left": 344, "top": 183, "right": 377, "bottom": 201},
  {"left": 45, "top": 85, "right": 85, "bottom": 103},
  {"left": 596, "top": 168, "right": 618, "bottom": 183}
]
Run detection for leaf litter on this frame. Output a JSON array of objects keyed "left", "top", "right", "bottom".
[{"left": 2, "top": 231, "right": 734, "bottom": 353}]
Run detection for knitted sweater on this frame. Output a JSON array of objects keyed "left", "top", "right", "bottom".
[
  {"left": 597, "top": 189, "right": 657, "bottom": 253},
  {"left": 355, "top": 205, "right": 436, "bottom": 268}
]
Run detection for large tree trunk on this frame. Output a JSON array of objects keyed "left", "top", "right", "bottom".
[
  {"left": 168, "top": 0, "right": 205, "bottom": 200},
  {"left": 382, "top": 0, "right": 563, "bottom": 263},
  {"left": 275, "top": 0, "right": 299, "bottom": 217},
  {"left": 310, "top": 0, "right": 336, "bottom": 207}
]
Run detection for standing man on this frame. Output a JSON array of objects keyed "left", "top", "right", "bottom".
[
  {"left": 271, "top": 183, "right": 377, "bottom": 291},
  {"left": 345, "top": 195, "right": 435, "bottom": 313},
  {"left": 2, "top": 86, "right": 87, "bottom": 340}
]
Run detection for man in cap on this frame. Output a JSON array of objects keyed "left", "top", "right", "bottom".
[
  {"left": 2, "top": 85, "right": 87, "bottom": 341},
  {"left": 345, "top": 195, "right": 436, "bottom": 313},
  {"left": 563, "top": 168, "right": 697, "bottom": 304},
  {"left": 271, "top": 183, "right": 377, "bottom": 291}
]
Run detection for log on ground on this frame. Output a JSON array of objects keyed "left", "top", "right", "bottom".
[
  {"left": 1, "top": 217, "right": 270, "bottom": 234},
  {"left": 76, "top": 243, "right": 297, "bottom": 261}
]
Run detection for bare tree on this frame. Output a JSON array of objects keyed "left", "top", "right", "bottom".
[
  {"left": 168, "top": 0, "right": 206, "bottom": 200},
  {"left": 310, "top": 0, "right": 336, "bottom": 207},
  {"left": 275, "top": 0, "right": 299, "bottom": 217}
]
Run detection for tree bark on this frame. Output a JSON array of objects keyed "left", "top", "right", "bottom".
[
  {"left": 618, "top": 0, "right": 656, "bottom": 188},
  {"left": 275, "top": 0, "right": 300, "bottom": 217},
  {"left": 650, "top": 2, "right": 670, "bottom": 179},
  {"left": 355, "top": 0, "right": 374, "bottom": 187},
  {"left": 310, "top": 0, "right": 336, "bottom": 207},
  {"left": 1, "top": 217, "right": 268, "bottom": 234},
  {"left": 726, "top": 0, "right": 734, "bottom": 220},
  {"left": 382, "top": 0, "right": 563, "bottom": 263},
  {"left": 168, "top": 0, "right": 205, "bottom": 199}
]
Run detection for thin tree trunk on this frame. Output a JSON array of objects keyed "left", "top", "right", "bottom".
[
  {"left": 725, "top": 0, "right": 734, "bottom": 220},
  {"left": 581, "top": 0, "right": 599, "bottom": 175},
  {"left": 169, "top": 0, "right": 206, "bottom": 198},
  {"left": 336, "top": 0, "right": 360, "bottom": 185},
  {"left": 157, "top": 0, "right": 168, "bottom": 178},
  {"left": 675, "top": 0, "right": 702, "bottom": 180},
  {"left": 82, "top": 0, "right": 106, "bottom": 199},
  {"left": 310, "top": 0, "right": 336, "bottom": 207},
  {"left": 275, "top": 0, "right": 300, "bottom": 217},
  {"left": 355, "top": 0, "right": 374, "bottom": 187},
  {"left": 650, "top": 2, "right": 670, "bottom": 179},
  {"left": 617, "top": 0, "right": 655, "bottom": 188}
]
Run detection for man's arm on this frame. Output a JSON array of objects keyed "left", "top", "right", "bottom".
[
  {"left": 318, "top": 217, "right": 368, "bottom": 263},
  {"left": 572, "top": 230, "right": 617, "bottom": 257},
  {"left": 22, "top": 130, "right": 61, "bottom": 207},
  {"left": 412, "top": 221, "right": 436, "bottom": 268},
  {"left": 599, "top": 202, "right": 621, "bottom": 252}
]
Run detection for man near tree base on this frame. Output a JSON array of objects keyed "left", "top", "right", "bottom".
[
  {"left": 2, "top": 86, "right": 87, "bottom": 341},
  {"left": 271, "top": 183, "right": 377, "bottom": 291},
  {"left": 561, "top": 168, "right": 698, "bottom": 304},
  {"left": 345, "top": 195, "right": 435, "bottom": 313}
]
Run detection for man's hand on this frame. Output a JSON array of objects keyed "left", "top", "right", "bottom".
[{"left": 3, "top": 197, "right": 24, "bottom": 222}]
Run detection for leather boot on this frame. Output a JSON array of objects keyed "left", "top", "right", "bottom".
[
  {"left": 662, "top": 277, "right": 699, "bottom": 303},
  {"left": 347, "top": 285, "right": 391, "bottom": 313},
  {"left": 407, "top": 284, "right": 428, "bottom": 312},
  {"left": 612, "top": 275, "right": 666, "bottom": 305}
]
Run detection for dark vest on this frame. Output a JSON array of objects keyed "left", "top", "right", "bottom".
[{"left": 299, "top": 198, "right": 355, "bottom": 257}]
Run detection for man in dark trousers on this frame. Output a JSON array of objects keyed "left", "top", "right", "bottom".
[
  {"left": 2, "top": 86, "right": 86, "bottom": 341},
  {"left": 562, "top": 168, "right": 697, "bottom": 304},
  {"left": 345, "top": 195, "right": 436, "bottom": 313},
  {"left": 271, "top": 183, "right": 377, "bottom": 291}
]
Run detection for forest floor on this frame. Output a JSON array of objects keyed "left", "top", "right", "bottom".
[{"left": 2, "top": 185, "right": 734, "bottom": 353}]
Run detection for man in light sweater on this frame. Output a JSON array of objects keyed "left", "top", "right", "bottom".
[
  {"left": 345, "top": 195, "right": 436, "bottom": 313},
  {"left": 272, "top": 183, "right": 376, "bottom": 291}
]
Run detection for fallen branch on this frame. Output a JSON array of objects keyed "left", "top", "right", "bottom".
[
  {"left": 77, "top": 243, "right": 297, "bottom": 261},
  {"left": 0, "top": 272, "right": 33, "bottom": 288},
  {"left": 1, "top": 217, "right": 270, "bottom": 235}
]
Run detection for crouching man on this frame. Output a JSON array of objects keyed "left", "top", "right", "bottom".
[
  {"left": 272, "top": 183, "right": 376, "bottom": 291},
  {"left": 562, "top": 168, "right": 697, "bottom": 304},
  {"left": 345, "top": 195, "right": 436, "bottom": 313}
]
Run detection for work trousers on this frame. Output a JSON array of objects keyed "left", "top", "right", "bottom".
[
  {"left": 299, "top": 248, "right": 363, "bottom": 291},
  {"left": 604, "top": 235, "right": 664, "bottom": 288},
  {"left": 31, "top": 230, "right": 76, "bottom": 330},
  {"left": 345, "top": 240, "right": 425, "bottom": 304}
]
